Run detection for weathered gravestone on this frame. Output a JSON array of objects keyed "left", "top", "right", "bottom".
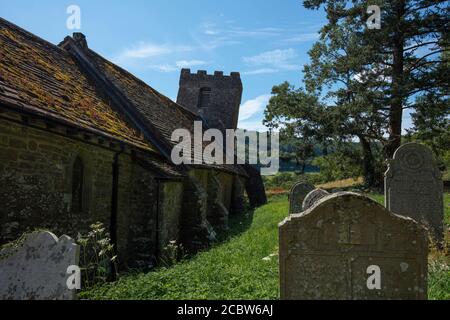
[
  {"left": 0, "top": 231, "right": 79, "bottom": 300},
  {"left": 385, "top": 143, "right": 444, "bottom": 246},
  {"left": 289, "top": 182, "right": 315, "bottom": 214},
  {"left": 279, "top": 193, "right": 428, "bottom": 300},
  {"left": 302, "top": 189, "right": 330, "bottom": 211}
]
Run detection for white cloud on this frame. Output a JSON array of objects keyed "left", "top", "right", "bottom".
[
  {"left": 237, "top": 119, "right": 270, "bottom": 132},
  {"left": 175, "top": 60, "right": 207, "bottom": 68},
  {"left": 204, "top": 30, "right": 220, "bottom": 36},
  {"left": 147, "top": 64, "right": 178, "bottom": 73},
  {"left": 228, "top": 27, "right": 282, "bottom": 38},
  {"left": 244, "top": 49, "right": 297, "bottom": 65},
  {"left": 239, "top": 94, "right": 272, "bottom": 122},
  {"left": 146, "top": 60, "right": 208, "bottom": 73},
  {"left": 195, "top": 18, "right": 322, "bottom": 52},
  {"left": 114, "top": 42, "right": 193, "bottom": 62},
  {"left": 197, "top": 22, "right": 284, "bottom": 51},
  {"left": 242, "top": 49, "right": 300, "bottom": 75},
  {"left": 282, "top": 33, "right": 319, "bottom": 43},
  {"left": 242, "top": 68, "right": 279, "bottom": 76}
]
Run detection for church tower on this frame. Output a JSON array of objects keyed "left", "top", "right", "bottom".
[{"left": 176, "top": 69, "right": 243, "bottom": 132}]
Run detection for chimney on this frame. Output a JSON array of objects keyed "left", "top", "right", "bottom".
[{"left": 72, "top": 32, "right": 88, "bottom": 50}]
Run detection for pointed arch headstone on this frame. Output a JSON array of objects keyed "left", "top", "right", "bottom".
[
  {"left": 385, "top": 143, "right": 444, "bottom": 245},
  {"left": 0, "top": 231, "right": 79, "bottom": 300},
  {"left": 279, "top": 192, "right": 428, "bottom": 300},
  {"left": 288, "top": 182, "right": 314, "bottom": 214}
]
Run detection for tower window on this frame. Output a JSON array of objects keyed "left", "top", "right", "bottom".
[
  {"left": 71, "top": 156, "right": 84, "bottom": 213},
  {"left": 198, "top": 87, "right": 211, "bottom": 109}
]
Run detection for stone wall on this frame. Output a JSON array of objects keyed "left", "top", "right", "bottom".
[
  {"left": 216, "top": 172, "right": 233, "bottom": 211},
  {"left": 121, "top": 157, "right": 159, "bottom": 269},
  {"left": 180, "top": 171, "right": 212, "bottom": 253},
  {"left": 180, "top": 169, "right": 242, "bottom": 252},
  {"left": 176, "top": 69, "right": 243, "bottom": 134},
  {"left": 231, "top": 175, "right": 246, "bottom": 216},
  {"left": 207, "top": 173, "right": 230, "bottom": 233},
  {"left": 159, "top": 181, "right": 184, "bottom": 250},
  {"left": 0, "top": 117, "right": 247, "bottom": 266},
  {"left": 0, "top": 118, "right": 160, "bottom": 268},
  {"left": 0, "top": 118, "right": 113, "bottom": 245}
]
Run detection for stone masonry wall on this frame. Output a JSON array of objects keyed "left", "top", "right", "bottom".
[
  {"left": 176, "top": 69, "right": 243, "bottom": 134},
  {"left": 207, "top": 173, "right": 230, "bottom": 233},
  {"left": 121, "top": 158, "right": 159, "bottom": 269},
  {"left": 180, "top": 171, "right": 212, "bottom": 253},
  {"left": 216, "top": 172, "right": 233, "bottom": 211},
  {"left": 231, "top": 175, "right": 246, "bottom": 216},
  {"left": 0, "top": 118, "right": 160, "bottom": 268},
  {"left": 159, "top": 181, "right": 184, "bottom": 250},
  {"left": 180, "top": 169, "right": 241, "bottom": 251},
  {"left": 0, "top": 118, "right": 113, "bottom": 245}
]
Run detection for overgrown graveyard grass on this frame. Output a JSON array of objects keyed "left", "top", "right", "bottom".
[
  {"left": 80, "top": 196, "right": 287, "bottom": 300},
  {"left": 80, "top": 193, "right": 450, "bottom": 300},
  {"left": 317, "top": 177, "right": 364, "bottom": 190},
  {"left": 428, "top": 192, "right": 450, "bottom": 300}
]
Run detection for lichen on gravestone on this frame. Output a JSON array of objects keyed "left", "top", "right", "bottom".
[
  {"left": 0, "top": 231, "right": 80, "bottom": 300},
  {"left": 288, "top": 181, "right": 315, "bottom": 214},
  {"left": 279, "top": 192, "right": 428, "bottom": 300},
  {"left": 385, "top": 143, "right": 444, "bottom": 246}
]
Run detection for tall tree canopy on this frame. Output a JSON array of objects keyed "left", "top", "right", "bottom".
[{"left": 264, "top": 0, "right": 449, "bottom": 186}]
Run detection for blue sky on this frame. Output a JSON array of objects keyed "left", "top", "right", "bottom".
[{"left": 0, "top": 0, "right": 412, "bottom": 132}]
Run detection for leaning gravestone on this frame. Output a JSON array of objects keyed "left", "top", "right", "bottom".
[
  {"left": 279, "top": 192, "right": 428, "bottom": 300},
  {"left": 289, "top": 182, "right": 315, "bottom": 214},
  {"left": 0, "top": 231, "right": 79, "bottom": 300},
  {"left": 302, "top": 189, "right": 330, "bottom": 211},
  {"left": 385, "top": 143, "right": 444, "bottom": 246}
]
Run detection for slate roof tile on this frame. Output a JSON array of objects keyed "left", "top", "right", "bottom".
[{"left": 0, "top": 18, "right": 153, "bottom": 152}]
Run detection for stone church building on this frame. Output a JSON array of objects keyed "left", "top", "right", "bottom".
[{"left": 0, "top": 18, "right": 265, "bottom": 269}]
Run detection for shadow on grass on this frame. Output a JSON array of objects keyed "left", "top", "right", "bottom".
[
  {"left": 215, "top": 206, "right": 255, "bottom": 243},
  {"left": 150, "top": 206, "right": 257, "bottom": 271}
]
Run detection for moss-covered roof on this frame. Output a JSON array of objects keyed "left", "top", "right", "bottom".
[
  {"left": 85, "top": 50, "right": 247, "bottom": 176},
  {"left": 0, "top": 18, "right": 153, "bottom": 151},
  {"left": 0, "top": 17, "right": 246, "bottom": 177}
]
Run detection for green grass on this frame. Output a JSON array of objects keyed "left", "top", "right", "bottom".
[{"left": 80, "top": 193, "right": 450, "bottom": 300}]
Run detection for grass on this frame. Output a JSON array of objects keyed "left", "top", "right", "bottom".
[
  {"left": 80, "top": 193, "right": 450, "bottom": 300},
  {"left": 317, "top": 177, "right": 364, "bottom": 190},
  {"left": 264, "top": 174, "right": 366, "bottom": 196},
  {"left": 80, "top": 197, "right": 287, "bottom": 300}
]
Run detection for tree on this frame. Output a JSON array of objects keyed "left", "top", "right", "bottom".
[
  {"left": 407, "top": 92, "right": 450, "bottom": 169},
  {"left": 264, "top": 18, "right": 386, "bottom": 186},
  {"left": 303, "top": 0, "right": 449, "bottom": 158},
  {"left": 264, "top": 1, "right": 449, "bottom": 186},
  {"left": 407, "top": 41, "right": 450, "bottom": 170},
  {"left": 280, "top": 132, "right": 316, "bottom": 174}
]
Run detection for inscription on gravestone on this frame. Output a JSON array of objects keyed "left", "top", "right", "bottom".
[
  {"left": 279, "top": 193, "right": 428, "bottom": 300},
  {"left": 302, "top": 189, "right": 330, "bottom": 211},
  {"left": 385, "top": 143, "right": 444, "bottom": 245},
  {"left": 289, "top": 182, "right": 314, "bottom": 214},
  {"left": 0, "top": 231, "right": 79, "bottom": 300}
]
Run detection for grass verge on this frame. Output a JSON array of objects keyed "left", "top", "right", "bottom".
[{"left": 80, "top": 193, "right": 450, "bottom": 300}]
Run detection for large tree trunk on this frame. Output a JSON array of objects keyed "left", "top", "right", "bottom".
[
  {"left": 359, "top": 136, "right": 376, "bottom": 187},
  {"left": 386, "top": 0, "right": 406, "bottom": 158}
]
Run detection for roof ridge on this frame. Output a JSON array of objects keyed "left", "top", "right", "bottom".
[
  {"left": 85, "top": 48, "right": 201, "bottom": 119},
  {"left": 0, "top": 17, "right": 66, "bottom": 54},
  {"left": 60, "top": 36, "right": 177, "bottom": 162}
]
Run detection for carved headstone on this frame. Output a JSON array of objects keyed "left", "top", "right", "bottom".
[
  {"left": 0, "top": 231, "right": 79, "bottom": 300},
  {"left": 279, "top": 193, "right": 428, "bottom": 300},
  {"left": 385, "top": 143, "right": 444, "bottom": 245},
  {"left": 289, "top": 182, "right": 314, "bottom": 214},
  {"left": 302, "top": 189, "right": 330, "bottom": 211}
]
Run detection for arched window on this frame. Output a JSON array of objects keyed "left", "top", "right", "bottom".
[
  {"left": 198, "top": 87, "right": 211, "bottom": 109},
  {"left": 71, "top": 156, "right": 84, "bottom": 213}
]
